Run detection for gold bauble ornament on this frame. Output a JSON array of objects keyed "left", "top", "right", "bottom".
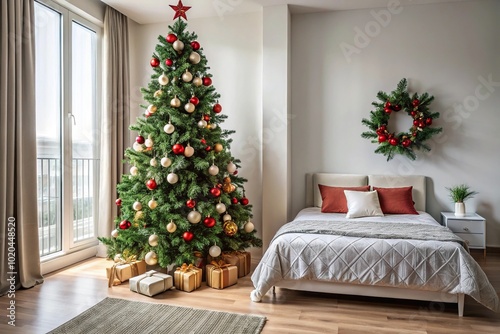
[
  {"left": 170, "top": 96, "right": 181, "bottom": 108},
  {"left": 193, "top": 77, "right": 202, "bottom": 87},
  {"left": 184, "top": 102, "right": 195, "bottom": 113},
  {"left": 222, "top": 176, "right": 236, "bottom": 193},
  {"left": 166, "top": 220, "right": 177, "bottom": 233},
  {"left": 158, "top": 73, "right": 169, "bottom": 86},
  {"left": 189, "top": 51, "right": 201, "bottom": 64},
  {"left": 244, "top": 221, "right": 255, "bottom": 233},
  {"left": 182, "top": 70, "right": 193, "bottom": 82},
  {"left": 145, "top": 251, "right": 158, "bottom": 265},
  {"left": 214, "top": 143, "right": 223, "bottom": 152},
  {"left": 154, "top": 90, "right": 163, "bottom": 98},
  {"left": 148, "top": 199, "right": 158, "bottom": 209},
  {"left": 147, "top": 105, "right": 157, "bottom": 113},
  {"left": 148, "top": 234, "right": 159, "bottom": 247},
  {"left": 173, "top": 40, "right": 184, "bottom": 51},
  {"left": 223, "top": 220, "right": 238, "bottom": 236}
]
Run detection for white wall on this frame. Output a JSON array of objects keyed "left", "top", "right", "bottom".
[
  {"left": 128, "top": 13, "right": 264, "bottom": 254},
  {"left": 290, "top": 0, "right": 500, "bottom": 246}
]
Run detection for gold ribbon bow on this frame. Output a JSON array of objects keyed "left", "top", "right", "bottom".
[
  {"left": 177, "top": 263, "right": 196, "bottom": 272},
  {"left": 210, "top": 260, "right": 230, "bottom": 269},
  {"left": 108, "top": 255, "right": 139, "bottom": 288}
]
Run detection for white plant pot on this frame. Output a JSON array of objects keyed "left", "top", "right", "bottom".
[{"left": 454, "top": 202, "right": 466, "bottom": 217}]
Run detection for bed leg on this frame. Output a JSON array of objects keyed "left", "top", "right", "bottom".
[
  {"left": 457, "top": 293, "right": 464, "bottom": 317},
  {"left": 272, "top": 286, "right": 276, "bottom": 295}
]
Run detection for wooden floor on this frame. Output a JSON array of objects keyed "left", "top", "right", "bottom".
[{"left": 1, "top": 250, "right": 499, "bottom": 334}]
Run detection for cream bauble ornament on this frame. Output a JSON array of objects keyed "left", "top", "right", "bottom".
[
  {"left": 170, "top": 96, "right": 181, "bottom": 108},
  {"left": 150, "top": 158, "right": 157, "bottom": 167},
  {"left": 148, "top": 234, "right": 159, "bottom": 247},
  {"left": 133, "top": 201, "right": 142, "bottom": 211},
  {"left": 173, "top": 40, "right": 184, "bottom": 51},
  {"left": 184, "top": 102, "right": 195, "bottom": 113},
  {"left": 184, "top": 144, "right": 194, "bottom": 157},
  {"left": 130, "top": 166, "right": 138, "bottom": 176},
  {"left": 166, "top": 220, "right": 177, "bottom": 233},
  {"left": 215, "top": 202, "right": 226, "bottom": 214},
  {"left": 210, "top": 123, "right": 217, "bottom": 130},
  {"left": 145, "top": 251, "right": 158, "bottom": 265},
  {"left": 193, "top": 77, "right": 202, "bottom": 87},
  {"left": 182, "top": 70, "right": 193, "bottom": 82},
  {"left": 198, "top": 119, "right": 207, "bottom": 128},
  {"left": 188, "top": 210, "right": 202, "bottom": 224},
  {"left": 161, "top": 156, "right": 172, "bottom": 168},
  {"left": 209, "top": 244, "right": 222, "bottom": 258},
  {"left": 164, "top": 122, "right": 175, "bottom": 134},
  {"left": 147, "top": 105, "right": 157, "bottom": 114},
  {"left": 154, "top": 89, "right": 163, "bottom": 98},
  {"left": 189, "top": 51, "right": 201, "bottom": 64},
  {"left": 133, "top": 142, "right": 143, "bottom": 152},
  {"left": 244, "top": 221, "right": 255, "bottom": 233},
  {"left": 158, "top": 73, "right": 169, "bottom": 86},
  {"left": 227, "top": 161, "right": 237, "bottom": 173},
  {"left": 208, "top": 164, "right": 219, "bottom": 176},
  {"left": 167, "top": 172, "right": 179, "bottom": 184},
  {"left": 111, "top": 229, "right": 119, "bottom": 238},
  {"left": 223, "top": 213, "right": 232, "bottom": 222},
  {"left": 148, "top": 198, "right": 158, "bottom": 210},
  {"left": 145, "top": 135, "right": 154, "bottom": 148}
]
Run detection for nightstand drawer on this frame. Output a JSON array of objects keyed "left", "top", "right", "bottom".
[
  {"left": 455, "top": 233, "right": 485, "bottom": 248},
  {"left": 446, "top": 220, "right": 485, "bottom": 234}
]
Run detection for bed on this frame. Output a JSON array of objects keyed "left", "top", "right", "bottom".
[{"left": 250, "top": 173, "right": 499, "bottom": 316}]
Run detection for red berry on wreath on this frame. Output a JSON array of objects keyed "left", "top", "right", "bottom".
[
  {"left": 231, "top": 197, "right": 239, "bottom": 204},
  {"left": 165, "top": 59, "right": 173, "bottom": 66},
  {"left": 136, "top": 135, "right": 145, "bottom": 144},
  {"left": 146, "top": 179, "right": 157, "bottom": 190},
  {"left": 389, "top": 138, "right": 399, "bottom": 146},
  {"left": 425, "top": 117, "right": 433, "bottom": 126},
  {"left": 172, "top": 143, "right": 185, "bottom": 155},
  {"left": 378, "top": 134, "right": 387, "bottom": 143},
  {"left": 115, "top": 198, "right": 122, "bottom": 206},
  {"left": 393, "top": 104, "right": 402, "bottom": 111},
  {"left": 191, "top": 41, "right": 200, "bottom": 51},
  {"left": 213, "top": 103, "right": 222, "bottom": 113},
  {"left": 186, "top": 199, "right": 196, "bottom": 209},
  {"left": 150, "top": 58, "right": 160, "bottom": 67},
  {"left": 413, "top": 120, "right": 419, "bottom": 126},
  {"left": 412, "top": 99, "right": 420, "bottom": 106},
  {"left": 412, "top": 132, "right": 417, "bottom": 137},
  {"left": 410, "top": 111, "right": 417, "bottom": 117},
  {"left": 384, "top": 107, "right": 392, "bottom": 114},
  {"left": 166, "top": 33, "right": 177, "bottom": 43},
  {"left": 418, "top": 120, "right": 425, "bottom": 128},
  {"left": 402, "top": 139, "right": 412, "bottom": 148},
  {"left": 183, "top": 231, "right": 194, "bottom": 242},
  {"left": 203, "top": 77, "right": 212, "bottom": 86}
]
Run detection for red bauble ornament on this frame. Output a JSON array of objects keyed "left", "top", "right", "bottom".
[
  {"left": 200, "top": 138, "right": 207, "bottom": 145},
  {"left": 186, "top": 199, "right": 196, "bottom": 209},
  {"left": 145, "top": 111, "right": 151, "bottom": 118},
  {"left": 413, "top": 120, "right": 419, "bottom": 126},
  {"left": 231, "top": 197, "right": 239, "bottom": 204},
  {"left": 146, "top": 179, "right": 158, "bottom": 190},
  {"left": 183, "top": 231, "right": 194, "bottom": 242},
  {"left": 233, "top": 170, "right": 238, "bottom": 175},
  {"left": 115, "top": 198, "right": 122, "bottom": 206},
  {"left": 384, "top": 107, "right": 392, "bottom": 114},
  {"left": 119, "top": 220, "right": 131, "bottom": 230},
  {"left": 205, "top": 146, "right": 212, "bottom": 152},
  {"left": 203, "top": 114, "right": 210, "bottom": 122},
  {"left": 425, "top": 117, "right": 433, "bottom": 126},
  {"left": 202, "top": 77, "right": 212, "bottom": 86},
  {"left": 240, "top": 197, "right": 249, "bottom": 205},
  {"left": 384, "top": 101, "right": 391, "bottom": 108},
  {"left": 389, "top": 138, "right": 399, "bottom": 146},
  {"left": 150, "top": 58, "right": 160, "bottom": 67},
  {"left": 190, "top": 96, "right": 199, "bottom": 105},
  {"left": 393, "top": 104, "right": 402, "bottom": 111},
  {"left": 410, "top": 111, "right": 417, "bottom": 117},
  {"left": 402, "top": 139, "right": 412, "bottom": 148},
  {"left": 378, "top": 134, "right": 387, "bottom": 143},
  {"left": 412, "top": 99, "right": 420, "bottom": 107},
  {"left": 210, "top": 187, "right": 221, "bottom": 197},
  {"left": 191, "top": 41, "right": 200, "bottom": 51},
  {"left": 165, "top": 59, "right": 173, "bottom": 66},
  {"left": 172, "top": 143, "right": 185, "bottom": 155},
  {"left": 136, "top": 135, "right": 145, "bottom": 144},
  {"left": 166, "top": 33, "right": 177, "bottom": 43},
  {"left": 203, "top": 216, "right": 216, "bottom": 228},
  {"left": 213, "top": 103, "right": 222, "bottom": 113}
]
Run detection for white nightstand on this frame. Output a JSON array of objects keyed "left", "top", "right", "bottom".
[{"left": 441, "top": 212, "right": 486, "bottom": 257}]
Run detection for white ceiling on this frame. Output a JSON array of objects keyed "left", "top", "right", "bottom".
[{"left": 100, "top": 0, "right": 469, "bottom": 24}]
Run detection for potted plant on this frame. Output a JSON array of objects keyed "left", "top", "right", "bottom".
[{"left": 446, "top": 184, "right": 478, "bottom": 217}]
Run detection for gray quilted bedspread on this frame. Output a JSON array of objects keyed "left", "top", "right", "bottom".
[{"left": 252, "top": 220, "right": 499, "bottom": 312}]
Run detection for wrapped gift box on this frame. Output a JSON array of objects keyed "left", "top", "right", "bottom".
[
  {"left": 106, "top": 260, "right": 147, "bottom": 287},
  {"left": 174, "top": 263, "right": 202, "bottom": 292},
  {"left": 129, "top": 270, "right": 173, "bottom": 297},
  {"left": 193, "top": 251, "right": 207, "bottom": 282},
  {"left": 206, "top": 261, "right": 238, "bottom": 289},
  {"left": 221, "top": 251, "right": 251, "bottom": 278}
]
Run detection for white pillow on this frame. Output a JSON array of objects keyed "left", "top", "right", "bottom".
[{"left": 344, "top": 190, "right": 384, "bottom": 219}]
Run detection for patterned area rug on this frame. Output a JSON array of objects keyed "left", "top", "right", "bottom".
[{"left": 47, "top": 297, "right": 266, "bottom": 334}]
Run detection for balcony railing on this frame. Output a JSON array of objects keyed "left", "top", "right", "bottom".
[{"left": 37, "top": 157, "right": 98, "bottom": 257}]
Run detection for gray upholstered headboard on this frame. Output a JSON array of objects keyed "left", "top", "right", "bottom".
[{"left": 306, "top": 173, "right": 426, "bottom": 212}]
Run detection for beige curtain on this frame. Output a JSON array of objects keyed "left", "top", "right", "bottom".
[
  {"left": 0, "top": 0, "right": 44, "bottom": 295},
  {"left": 97, "top": 6, "right": 130, "bottom": 256}
]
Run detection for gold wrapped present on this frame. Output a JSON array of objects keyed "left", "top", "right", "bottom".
[
  {"left": 206, "top": 260, "right": 238, "bottom": 289},
  {"left": 129, "top": 270, "right": 173, "bottom": 297},
  {"left": 221, "top": 251, "right": 251, "bottom": 278},
  {"left": 174, "top": 263, "right": 202, "bottom": 292},
  {"left": 106, "top": 257, "right": 147, "bottom": 287}
]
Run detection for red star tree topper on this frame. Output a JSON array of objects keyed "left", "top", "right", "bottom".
[{"left": 170, "top": 0, "right": 191, "bottom": 20}]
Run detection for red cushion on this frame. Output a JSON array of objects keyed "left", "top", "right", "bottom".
[
  {"left": 372, "top": 186, "right": 419, "bottom": 215},
  {"left": 319, "top": 185, "right": 370, "bottom": 213}
]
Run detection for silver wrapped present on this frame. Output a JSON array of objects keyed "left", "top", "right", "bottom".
[{"left": 129, "top": 270, "right": 173, "bottom": 297}]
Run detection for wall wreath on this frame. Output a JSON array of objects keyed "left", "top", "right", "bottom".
[{"left": 361, "top": 78, "right": 442, "bottom": 161}]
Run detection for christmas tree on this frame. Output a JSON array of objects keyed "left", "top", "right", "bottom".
[{"left": 99, "top": 2, "right": 262, "bottom": 267}]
